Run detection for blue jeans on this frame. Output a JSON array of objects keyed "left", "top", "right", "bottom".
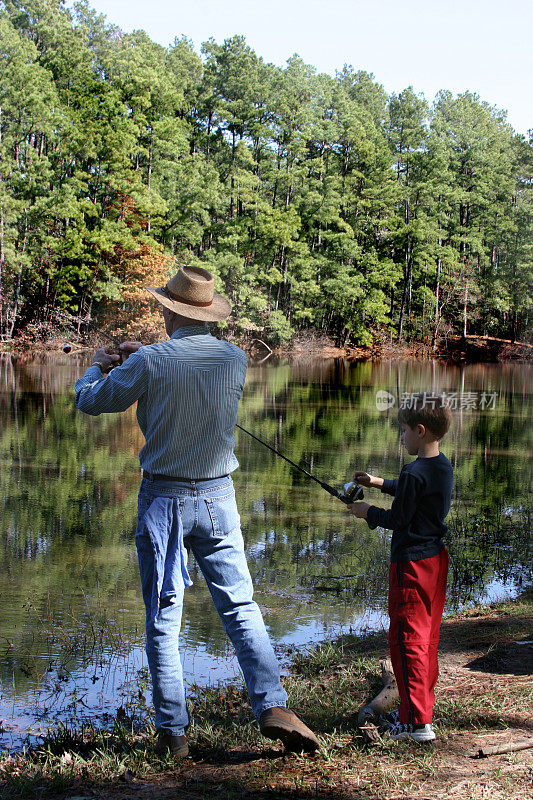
[{"left": 135, "top": 476, "right": 287, "bottom": 736}]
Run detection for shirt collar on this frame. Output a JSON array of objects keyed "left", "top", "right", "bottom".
[{"left": 170, "top": 325, "right": 210, "bottom": 341}]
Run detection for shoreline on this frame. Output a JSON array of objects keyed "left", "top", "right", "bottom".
[
  {"left": 283, "top": 334, "right": 533, "bottom": 364},
  {"left": 1, "top": 332, "right": 532, "bottom": 364},
  {"left": 1, "top": 590, "right": 531, "bottom": 799}
]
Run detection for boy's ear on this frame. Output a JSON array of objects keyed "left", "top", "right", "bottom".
[{"left": 417, "top": 423, "right": 426, "bottom": 438}]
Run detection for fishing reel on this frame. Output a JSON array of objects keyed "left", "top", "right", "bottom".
[{"left": 339, "top": 481, "right": 364, "bottom": 504}]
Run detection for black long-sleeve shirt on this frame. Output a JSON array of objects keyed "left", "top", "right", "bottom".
[{"left": 366, "top": 452, "right": 454, "bottom": 563}]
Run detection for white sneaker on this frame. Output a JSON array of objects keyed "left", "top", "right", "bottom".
[{"left": 387, "top": 722, "right": 436, "bottom": 742}]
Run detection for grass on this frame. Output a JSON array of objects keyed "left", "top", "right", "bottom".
[{"left": 0, "top": 591, "right": 531, "bottom": 799}]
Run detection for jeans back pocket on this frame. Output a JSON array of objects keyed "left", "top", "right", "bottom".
[{"left": 205, "top": 492, "right": 240, "bottom": 538}]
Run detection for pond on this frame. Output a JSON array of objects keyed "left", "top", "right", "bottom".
[{"left": 0, "top": 352, "right": 531, "bottom": 750}]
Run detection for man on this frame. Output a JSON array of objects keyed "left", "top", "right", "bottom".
[{"left": 74, "top": 265, "right": 319, "bottom": 756}]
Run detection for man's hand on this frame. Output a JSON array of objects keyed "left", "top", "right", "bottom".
[
  {"left": 119, "top": 341, "right": 143, "bottom": 360},
  {"left": 353, "top": 471, "right": 384, "bottom": 489},
  {"left": 92, "top": 347, "right": 120, "bottom": 373},
  {"left": 347, "top": 501, "right": 370, "bottom": 519}
]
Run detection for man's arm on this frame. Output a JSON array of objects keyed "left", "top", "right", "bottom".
[
  {"left": 364, "top": 471, "right": 424, "bottom": 530},
  {"left": 75, "top": 350, "right": 147, "bottom": 415}
]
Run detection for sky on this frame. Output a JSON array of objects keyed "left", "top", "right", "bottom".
[{"left": 77, "top": 0, "right": 532, "bottom": 134}]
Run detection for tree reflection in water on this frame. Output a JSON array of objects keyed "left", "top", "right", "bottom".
[{"left": 0, "top": 352, "right": 531, "bottom": 747}]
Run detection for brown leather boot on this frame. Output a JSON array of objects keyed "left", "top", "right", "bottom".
[
  {"left": 259, "top": 707, "right": 319, "bottom": 753},
  {"left": 154, "top": 730, "right": 189, "bottom": 757}
]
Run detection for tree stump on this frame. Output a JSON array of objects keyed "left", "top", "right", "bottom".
[{"left": 357, "top": 659, "right": 399, "bottom": 743}]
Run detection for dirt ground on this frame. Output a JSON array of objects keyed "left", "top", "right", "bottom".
[
  {"left": 98, "top": 664, "right": 532, "bottom": 800},
  {"left": 2, "top": 597, "right": 531, "bottom": 800}
]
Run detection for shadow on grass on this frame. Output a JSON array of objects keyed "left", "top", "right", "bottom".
[
  {"left": 466, "top": 641, "right": 533, "bottom": 675},
  {"left": 186, "top": 743, "right": 285, "bottom": 765},
  {"left": 0, "top": 737, "right": 361, "bottom": 800}
]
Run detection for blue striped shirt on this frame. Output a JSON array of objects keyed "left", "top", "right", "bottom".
[{"left": 74, "top": 326, "right": 248, "bottom": 478}]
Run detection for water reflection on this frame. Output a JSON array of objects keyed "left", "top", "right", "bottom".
[{"left": 0, "top": 352, "right": 531, "bottom": 749}]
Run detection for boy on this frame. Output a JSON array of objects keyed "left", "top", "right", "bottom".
[{"left": 348, "top": 394, "right": 453, "bottom": 742}]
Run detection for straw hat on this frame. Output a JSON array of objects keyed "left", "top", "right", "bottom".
[{"left": 146, "top": 266, "right": 231, "bottom": 322}]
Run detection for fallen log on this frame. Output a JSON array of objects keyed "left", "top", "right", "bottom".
[
  {"left": 357, "top": 658, "right": 399, "bottom": 743},
  {"left": 473, "top": 739, "right": 533, "bottom": 758}
]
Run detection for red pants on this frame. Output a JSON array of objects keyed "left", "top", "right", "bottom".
[{"left": 388, "top": 549, "right": 448, "bottom": 725}]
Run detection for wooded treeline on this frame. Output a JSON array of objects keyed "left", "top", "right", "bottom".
[{"left": 1, "top": 0, "right": 531, "bottom": 346}]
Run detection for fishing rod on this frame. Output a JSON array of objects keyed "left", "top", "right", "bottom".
[
  {"left": 236, "top": 424, "right": 363, "bottom": 505},
  {"left": 62, "top": 321, "right": 122, "bottom": 353}
]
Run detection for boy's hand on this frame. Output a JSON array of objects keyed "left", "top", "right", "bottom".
[
  {"left": 353, "top": 471, "right": 384, "bottom": 489},
  {"left": 347, "top": 501, "right": 370, "bottom": 519}
]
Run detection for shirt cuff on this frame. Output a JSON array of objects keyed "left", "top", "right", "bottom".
[
  {"left": 84, "top": 365, "right": 106, "bottom": 380},
  {"left": 381, "top": 478, "right": 396, "bottom": 495},
  {"left": 366, "top": 505, "right": 380, "bottom": 530}
]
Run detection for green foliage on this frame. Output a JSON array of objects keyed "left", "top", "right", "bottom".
[{"left": 0, "top": 2, "right": 531, "bottom": 344}]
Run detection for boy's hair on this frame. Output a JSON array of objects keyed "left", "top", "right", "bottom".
[{"left": 398, "top": 394, "right": 452, "bottom": 440}]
